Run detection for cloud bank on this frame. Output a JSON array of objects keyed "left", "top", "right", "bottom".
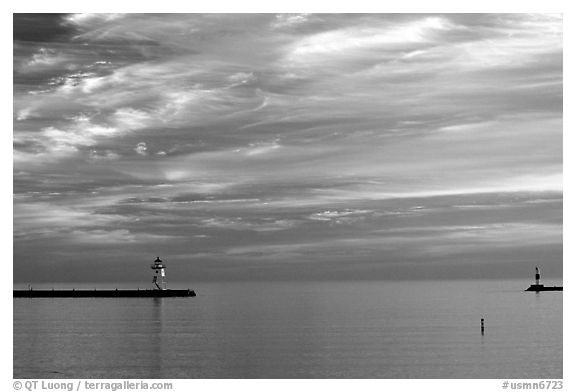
[{"left": 13, "top": 14, "right": 562, "bottom": 282}]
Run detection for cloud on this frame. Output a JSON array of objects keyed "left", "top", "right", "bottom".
[
  {"left": 308, "top": 209, "right": 373, "bottom": 224},
  {"left": 13, "top": 14, "right": 563, "bottom": 282},
  {"left": 272, "top": 14, "right": 311, "bottom": 30},
  {"left": 25, "top": 48, "right": 69, "bottom": 69},
  {"left": 134, "top": 142, "right": 148, "bottom": 156},
  {"left": 288, "top": 16, "right": 453, "bottom": 60},
  {"left": 68, "top": 229, "right": 175, "bottom": 244},
  {"left": 65, "top": 13, "right": 125, "bottom": 26},
  {"left": 14, "top": 200, "right": 124, "bottom": 239}
]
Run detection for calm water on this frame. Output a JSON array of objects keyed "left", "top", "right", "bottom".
[{"left": 13, "top": 280, "right": 562, "bottom": 379}]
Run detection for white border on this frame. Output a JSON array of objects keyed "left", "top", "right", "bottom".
[{"left": 5, "top": 4, "right": 571, "bottom": 391}]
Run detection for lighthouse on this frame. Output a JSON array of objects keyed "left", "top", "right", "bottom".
[
  {"left": 151, "top": 256, "right": 167, "bottom": 290},
  {"left": 525, "top": 265, "right": 562, "bottom": 292}
]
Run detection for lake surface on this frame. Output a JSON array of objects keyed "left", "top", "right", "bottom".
[{"left": 13, "top": 280, "right": 562, "bottom": 378}]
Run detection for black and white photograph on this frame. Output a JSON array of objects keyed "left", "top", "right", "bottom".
[{"left": 12, "top": 10, "right": 564, "bottom": 384}]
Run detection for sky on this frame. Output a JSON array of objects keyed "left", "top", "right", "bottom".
[{"left": 13, "top": 13, "right": 562, "bottom": 284}]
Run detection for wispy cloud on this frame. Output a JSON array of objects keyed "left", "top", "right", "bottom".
[{"left": 13, "top": 14, "right": 562, "bottom": 282}]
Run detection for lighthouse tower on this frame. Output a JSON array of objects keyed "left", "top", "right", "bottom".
[
  {"left": 535, "top": 266, "right": 541, "bottom": 286},
  {"left": 151, "top": 257, "right": 167, "bottom": 290}
]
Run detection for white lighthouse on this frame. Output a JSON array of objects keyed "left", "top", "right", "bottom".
[
  {"left": 151, "top": 256, "right": 167, "bottom": 290},
  {"left": 535, "top": 266, "right": 541, "bottom": 286}
]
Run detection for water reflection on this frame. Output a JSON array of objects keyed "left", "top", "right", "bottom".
[{"left": 14, "top": 280, "right": 562, "bottom": 379}]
